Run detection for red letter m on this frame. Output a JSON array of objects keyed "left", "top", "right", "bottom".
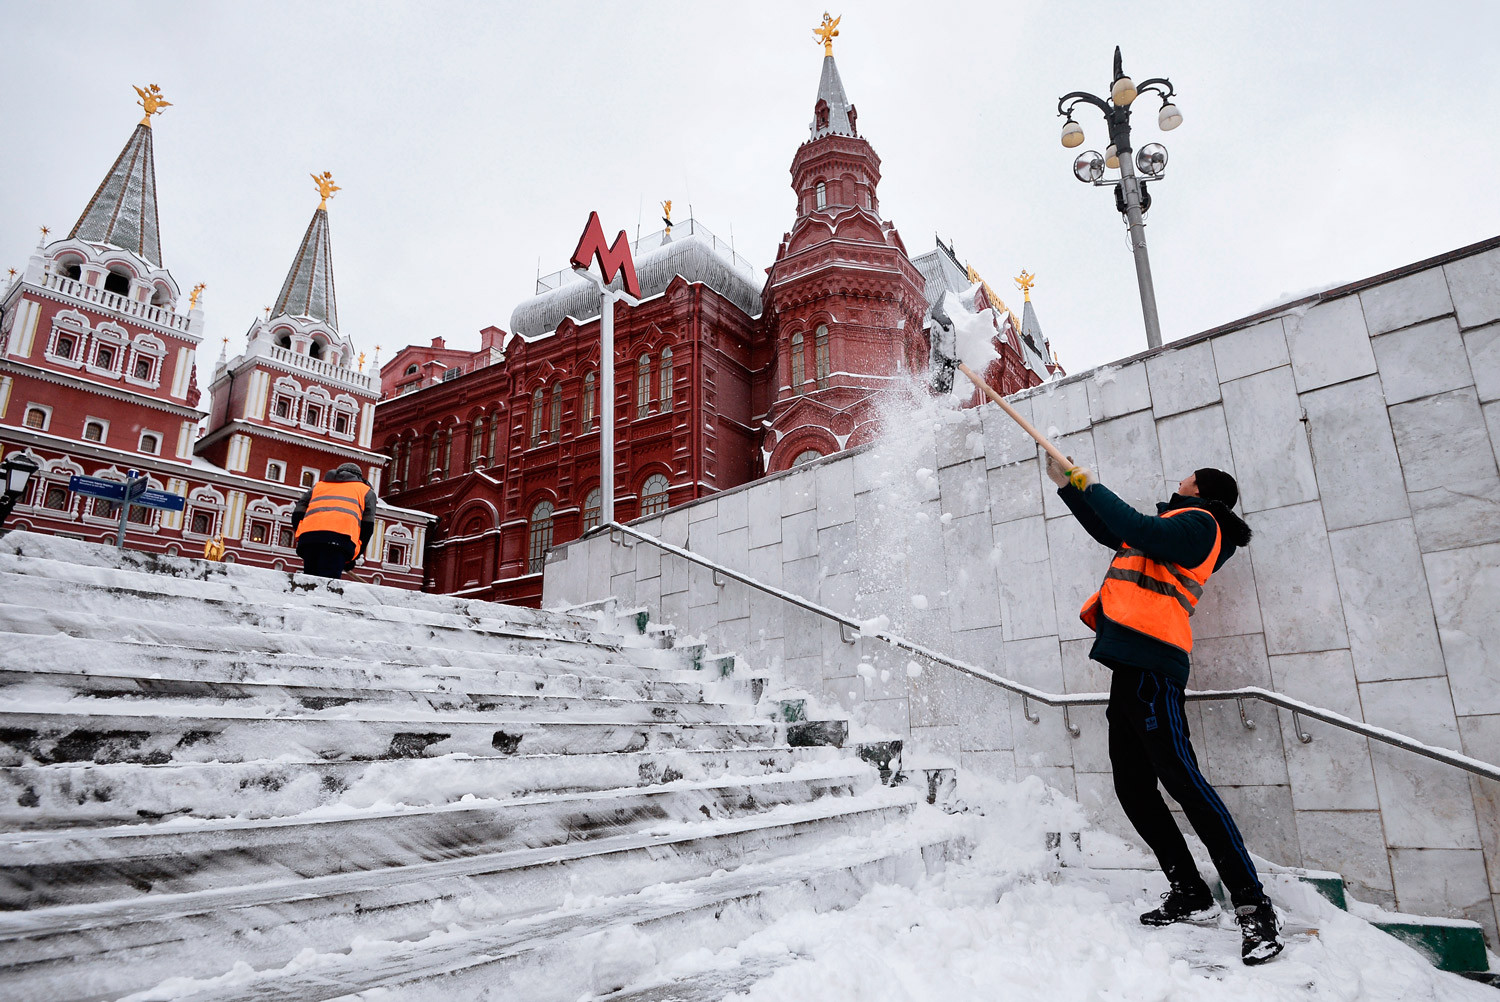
[{"left": 570, "top": 211, "right": 642, "bottom": 299}]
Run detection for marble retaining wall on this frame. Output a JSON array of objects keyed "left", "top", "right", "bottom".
[{"left": 544, "top": 238, "right": 1500, "bottom": 941}]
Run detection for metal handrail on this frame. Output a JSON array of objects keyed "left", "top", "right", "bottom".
[{"left": 603, "top": 521, "right": 1500, "bottom": 783}]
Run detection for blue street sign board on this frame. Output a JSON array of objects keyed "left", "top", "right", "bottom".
[
  {"left": 68, "top": 475, "right": 126, "bottom": 501},
  {"left": 124, "top": 478, "right": 147, "bottom": 501},
  {"left": 136, "top": 489, "right": 185, "bottom": 512},
  {"left": 67, "top": 476, "right": 184, "bottom": 511}
]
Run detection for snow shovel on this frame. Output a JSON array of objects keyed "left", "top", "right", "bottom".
[{"left": 929, "top": 300, "right": 1090, "bottom": 490}]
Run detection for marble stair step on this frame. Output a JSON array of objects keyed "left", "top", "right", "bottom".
[
  {"left": 0, "top": 669, "right": 757, "bottom": 726},
  {"left": 0, "top": 745, "right": 848, "bottom": 830},
  {"left": 0, "top": 633, "right": 729, "bottom": 705},
  {"left": 0, "top": 790, "right": 923, "bottom": 1000},
  {"left": 0, "top": 572, "right": 677, "bottom": 660},
  {"left": 0, "top": 604, "right": 709, "bottom": 676},
  {"left": 166, "top": 809, "right": 969, "bottom": 1002},
  {"left": 0, "top": 708, "right": 787, "bottom": 767},
  {"left": 0, "top": 540, "right": 621, "bottom": 638},
  {"left": 0, "top": 764, "right": 878, "bottom": 909}
]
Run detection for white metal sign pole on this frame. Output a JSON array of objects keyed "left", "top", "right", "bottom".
[{"left": 599, "top": 289, "right": 615, "bottom": 526}]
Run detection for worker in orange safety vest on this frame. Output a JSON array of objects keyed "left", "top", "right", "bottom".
[
  {"left": 1046, "top": 456, "right": 1281, "bottom": 966},
  {"left": 291, "top": 462, "right": 377, "bottom": 579}
]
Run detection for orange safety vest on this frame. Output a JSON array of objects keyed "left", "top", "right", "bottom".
[
  {"left": 1079, "top": 506, "right": 1221, "bottom": 654},
  {"left": 295, "top": 480, "right": 367, "bottom": 546}
]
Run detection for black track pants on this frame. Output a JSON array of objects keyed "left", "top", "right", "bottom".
[
  {"left": 1106, "top": 665, "right": 1265, "bottom": 907},
  {"left": 296, "top": 531, "right": 356, "bottom": 579}
]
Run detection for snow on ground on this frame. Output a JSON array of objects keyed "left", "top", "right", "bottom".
[{"left": 614, "top": 777, "right": 1494, "bottom": 1002}]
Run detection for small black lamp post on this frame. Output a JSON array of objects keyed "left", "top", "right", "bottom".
[
  {"left": 1058, "top": 46, "right": 1181, "bottom": 350},
  {"left": 0, "top": 456, "right": 39, "bottom": 531}
]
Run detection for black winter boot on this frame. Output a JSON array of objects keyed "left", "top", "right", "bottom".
[
  {"left": 1236, "top": 899, "right": 1283, "bottom": 965},
  {"left": 1139, "top": 877, "right": 1217, "bottom": 926}
]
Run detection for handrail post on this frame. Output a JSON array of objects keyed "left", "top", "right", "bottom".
[
  {"left": 1022, "top": 694, "right": 1040, "bottom": 724},
  {"left": 1236, "top": 698, "right": 1255, "bottom": 730},
  {"left": 1291, "top": 710, "right": 1313, "bottom": 744},
  {"left": 1063, "top": 704, "right": 1081, "bottom": 738}
]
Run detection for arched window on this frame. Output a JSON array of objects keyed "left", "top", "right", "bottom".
[
  {"left": 792, "top": 449, "right": 823, "bottom": 467},
  {"left": 637, "top": 355, "right": 652, "bottom": 415},
  {"left": 640, "top": 474, "right": 670, "bottom": 517},
  {"left": 470, "top": 417, "right": 485, "bottom": 466},
  {"left": 138, "top": 432, "right": 160, "bottom": 455},
  {"left": 582, "top": 371, "right": 596, "bottom": 432},
  {"left": 531, "top": 387, "right": 545, "bottom": 447},
  {"left": 398, "top": 440, "right": 411, "bottom": 484},
  {"left": 659, "top": 347, "right": 673, "bottom": 411},
  {"left": 430, "top": 430, "right": 443, "bottom": 475},
  {"left": 308, "top": 340, "right": 324, "bottom": 360},
  {"left": 790, "top": 333, "right": 804, "bottom": 395},
  {"left": 83, "top": 420, "right": 106, "bottom": 443},
  {"left": 550, "top": 384, "right": 562, "bottom": 441},
  {"left": 815, "top": 324, "right": 830, "bottom": 389},
  {"left": 815, "top": 181, "right": 827, "bottom": 209},
  {"left": 583, "top": 488, "right": 603, "bottom": 531},
  {"left": 528, "top": 500, "right": 554, "bottom": 574},
  {"left": 405, "top": 364, "right": 419, "bottom": 376}
]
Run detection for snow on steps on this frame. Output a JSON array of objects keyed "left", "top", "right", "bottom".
[{"left": 0, "top": 532, "right": 959, "bottom": 1000}]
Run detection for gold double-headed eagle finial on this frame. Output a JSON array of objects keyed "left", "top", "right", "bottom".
[
  {"left": 312, "top": 171, "right": 341, "bottom": 210},
  {"left": 661, "top": 200, "right": 673, "bottom": 235},
  {"left": 1014, "top": 270, "right": 1036, "bottom": 302},
  {"left": 134, "top": 84, "right": 171, "bottom": 127},
  {"left": 189, "top": 282, "right": 205, "bottom": 309},
  {"left": 813, "top": 12, "right": 841, "bottom": 56}
]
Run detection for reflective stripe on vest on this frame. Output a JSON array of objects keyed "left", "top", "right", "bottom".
[
  {"left": 294, "top": 481, "right": 366, "bottom": 545},
  {"left": 1079, "top": 506, "right": 1221, "bottom": 654}
]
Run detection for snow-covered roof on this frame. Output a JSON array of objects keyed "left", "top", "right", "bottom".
[
  {"left": 510, "top": 224, "right": 762, "bottom": 338},
  {"left": 810, "top": 54, "right": 857, "bottom": 140},
  {"left": 911, "top": 244, "right": 970, "bottom": 311},
  {"left": 69, "top": 123, "right": 163, "bottom": 267}
]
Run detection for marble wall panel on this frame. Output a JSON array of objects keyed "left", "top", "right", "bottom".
[
  {"left": 815, "top": 458, "right": 856, "bottom": 529},
  {"left": 634, "top": 535, "right": 662, "bottom": 582},
  {"left": 1155, "top": 405, "right": 1236, "bottom": 489},
  {"left": 1146, "top": 341, "right": 1221, "bottom": 418},
  {"left": 1060, "top": 637, "right": 1111, "bottom": 695},
  {"left": 1074, "top": 770, "right": 1146, "bottom": 850},
  {"left": 1214, "top": 784, "right": 1300, "bottom": 868},
  {"left": 852, "top": 447, "right": 883, "bottom": 495},
  {"left": 1361, "top": 676, "right": 1482, "bottom": 850},
  {"left": 987, "top": 458, "right": 1045, "bottom": 524},
  {"left": 1201, "top": 699, "right": 1290, "bottom": 786},
  {"left": 1359, "top": 266, "right": 1455, "bottom": 335},
  {"left": 746, "top": 479, "right": 782, "bottom": 548},
  {"left": 1372, "top": 317, "right": 1473, "bottom": 405},
  {"left": 1030, "top": 379, "right": 1093, "bottom": 437},
  {"left": 1047, "top": 514, "right": 1106, "bottom": 643},
  {"left": 1003, "top": 635, "right": 1065, "bottom": 691},
  {"left": 908, "top": 723, "right": 962, "bottom": 763},
  {"left": 1423, "top": 543, "right": 1500, "bottom": 717},
  {"left": 1285, "top": 296, "right": 1378, "bottom": 392},
  {"left": 1092, "top": 410, "right": 1168, "bottom": 511},
  {"left": 1445, "top": 248, "right": 1500, "bottom": 329},
  {"left": 780, "top": 509, "right": 819, "bottom": 563},
  {"left": 1220, "top": 367, "right": 1319, "bottom": 513},
  {"left": 687, "top": 517, "right": 720, "bottom": 562},
  {"left": 780, "top": 470, "right": 816, "bottom": 515},
  {"left": 1487, "top": 402, "right": 1500, "bottom": 472},
  {"left": 1191, "top": 550, "right": 1264, "bottom": 640},
  {"left": 938, "top": 459, "right": 991, "bottom": 520},
  {"left": 1086, "top": 361, "right": 1153, "bottom": 422},
  {"left": 1466, "top": 323, "right": 1500, "bottom": 403},
  {"left": 659, "top": 549, "right": 690, "bottom": 597},
  {"left": 1329, "top": 519, "right": 1445, "bottom": 682},
  {"left": 660, "top": 509, "right": 689, "bottom": 547},
  {"left": 1212, "top": 318, "right": 1289, "bottom": 383},
  {"left": 1245, "top": 502, "right": 1349, "bottom": 655},
  {"left": 941, "top": 513, "right": 1003, "bottom": 633},
  {"left": 1295, "top": 810, "right": 1395, "bottom": 901},
  {"left": 993, "top": 515, "right": 1058, "bottom": 640},
  {"left": 960, "top": 749, "right": 1019, "bottom": 783},
  {"left": 1191, "top": 633, "right": 1272, "bottom": 689},
  {"left": 609, "top": 571, "right": 636, "bottom": 606},
  {"left": 1300, "top": 376, "right": 1410, "bottom": 531},
  {"left": 1390, "top": 387, "right": 1500, "bottom": 551},
  {"left": 717, "top": 489, "right": 748, "bottom": 532},
  {"left": 1390, "top": 848, "right": 1496, "bottom": 938},
  {"left": 935, "top": 407, "right": 985, "bottom": 469},
  {"left": 982, "top": 397, "right": 1039, "bottom": 469},
  {"left": 1269, "top": 651, "right": 1380, "bottom": 811},
  {"left": 1456, "top": 714, "right": 1500, "bottom": 895},
  {"left": 909, "top": 662, "right": 971, "bottom": 729},
  {"left": 688, "top": 499, "right": 718, "bottom": 526},
  {"left": 816, "top": 522, "right": 858, "bottom": 580},
  {"left": 956, "top": 672, "right": 1015, "bottom": 751}
]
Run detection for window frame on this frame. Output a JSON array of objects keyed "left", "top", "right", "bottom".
[
  {"left": 815, "top": 324, "right": 830, "bottom": 389},
  {"left": 639, "top": 473, "right": 671, "bottom": 517},
  {"left": 82, "top": 417, "right": 109, "bottom": 443},
  {"left": 659, "top": 347, "right": 673, "bottom": 411},
  {"left": 528, "top": 500, "right": 555, "bottom": 574},
  {"left": 636, "top": 355, "right": 652, "bottom": 416},
  {"left": 581, "top": 371, "right": 596, "bottom": 433},
  {"left": 790, "top": 333, "right": 804, "bottom": 395}
]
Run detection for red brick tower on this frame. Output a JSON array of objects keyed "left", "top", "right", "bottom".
[{"left": 759, "top": 38, "right": 930, "bottom": 471}]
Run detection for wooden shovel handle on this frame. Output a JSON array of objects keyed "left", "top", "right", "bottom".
[{"left": 957, "top": 363, "right": 1075, "bottom": 472}]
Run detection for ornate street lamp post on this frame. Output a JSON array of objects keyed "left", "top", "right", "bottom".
[
  {"left": 1059, "top": 46, "right": 1181, "bottom": 350},
  {"left": 0, "top": 456, "right": 38, "bottom": 531}
]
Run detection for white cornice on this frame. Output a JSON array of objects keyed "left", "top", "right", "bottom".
[
  {"left": 13, "top": 281, "right": 201, "bottom": 346},
  {"left": 195, "top": 419, "right": 388, "bottom": 464},
  {"left": 0, "top": 359, "right": 203, "bottom": 419}
]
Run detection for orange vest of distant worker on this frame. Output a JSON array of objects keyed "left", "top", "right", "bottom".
[
  {"left": 1079, "top": 506, "right": 1221, "bottom": 654},
  {"left": 295, "top": 481, "right": 367, "bottom": 546}
]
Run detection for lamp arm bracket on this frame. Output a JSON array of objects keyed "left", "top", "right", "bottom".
[
  {"left": 1136, "top": 77, "right": 1176, "bottom": 99},
  {"left": 1058, "top": 92, "right": 1112, "bottom": 117}
]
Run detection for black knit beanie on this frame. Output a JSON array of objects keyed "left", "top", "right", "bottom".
[{"left": 1194, "top": 467, "right": 1239, "bottom": 509}]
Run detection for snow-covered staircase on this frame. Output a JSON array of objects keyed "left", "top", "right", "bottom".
[{"left": 0, "top": 533, "right": 967, "bottom": 1001}]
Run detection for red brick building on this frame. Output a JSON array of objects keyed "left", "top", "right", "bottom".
[
  {"left": 374, "top": 48, "right": 1060, "bottom": 604},
  {"left": 0, "top": 95, "right": 433, "bottom": 584}
]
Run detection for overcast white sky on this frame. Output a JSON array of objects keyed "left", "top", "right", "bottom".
[{"left": 3, "top": 1, "right": 1498, "bottom": 378}]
